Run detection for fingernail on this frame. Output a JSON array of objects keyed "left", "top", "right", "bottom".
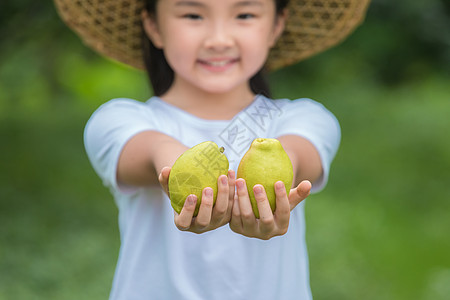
[
  {"left": 254, "top": 185, "right": 263, "bottom": 195},
  {"left": 221, "top": 176, "right": 227, "bottom": 185},
  {"left": 236, "top": 180, "right": 244, "bottom": 189},
  {"left": 187, "top": 195, "right": 196, "bottom": 205},
  {"left": 275, "top": 181, "right": 284, "bottom": 190},
  {"left": 205, "top": 188, "right": 213, "bottom": 197}
]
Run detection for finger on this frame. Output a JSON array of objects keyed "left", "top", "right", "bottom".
[
  {"left": 226, "top": 170, "right": 236, "bottom": 217},
  {"left": 253, "top": 185, "right": 275, "bottom": 232},
  {"left": 227, "top": 170, "right": 236, "bottom": 203},
  {"left": 175, "top": 194, "right": 197, "bottom": 230},
  {"left": 230, "top": 194, "right": 242, "bottom": 232},
  {"left": 195, "top": 188, "right": 214, "bottom": 228},
  {"left": 288, "top": 180, "right": 312, "bottom": 211},
  {"left": 273, "top": 181, "right": 290, "bottom": 228},
  {"left": 235, "top": 179, "right": 256, "bottom": 227},
  {"left": 158, "top": 166, "right": 171, "bottom": 195},
  {"left": 213, "top": 175, "right": 229, "bottom": 217}
]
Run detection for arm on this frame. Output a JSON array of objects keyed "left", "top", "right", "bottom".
[
  {"left": 117, "top": 130, "right": 188, "bottom": 187},
  {"left": 117, "top": 131, "right": 235, "bottom": 233},
  {"left": 230, "top": 135, "right": 321, "bottom": 240},
  {"left": 277, "top": 134, "right": 323, "bottom": 187}
]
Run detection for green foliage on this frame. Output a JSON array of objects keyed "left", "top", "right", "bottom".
[{"left": 1, "top": 0, "right": 449, "bottom": 299}]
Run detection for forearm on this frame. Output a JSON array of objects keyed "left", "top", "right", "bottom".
[
  {"left": 276, "top": 135, "right": 322, "bottom": 187},
  {"left": 117, "top": 131, "right": 188, "bottom": 187}
]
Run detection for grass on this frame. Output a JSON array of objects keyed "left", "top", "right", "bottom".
[{"left": 1, "top": 29, "right": 450, "bottom": 299}]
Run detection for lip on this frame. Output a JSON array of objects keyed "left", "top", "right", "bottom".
[{"left": 198, "top": 58, "right": 239, "bottom": 72}]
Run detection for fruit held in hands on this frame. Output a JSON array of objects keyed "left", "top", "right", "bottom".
[
  {"left": 168, "top": 141, "right": 229, "bottom": 216},
  {"left": 237, "top": 138, "right": 293, "bottom": 218}
]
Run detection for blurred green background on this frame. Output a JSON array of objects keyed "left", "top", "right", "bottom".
[{"left": 1, "top": 0, "right": 449, "bottom": 299}]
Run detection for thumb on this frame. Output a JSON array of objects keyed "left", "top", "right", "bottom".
[
  {"left": 288, "top": 180, "right": 311, "bottom": 210},
  {"left": 158, "top": 166, "right": 171, "bottom": 195}
]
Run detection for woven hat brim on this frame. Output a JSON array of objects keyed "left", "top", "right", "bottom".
[
  {"left": 54, "top": 0, "right": 146, "bottom": 69},
  {"left": 267, "top": 0, "right": 371, "bottom": 70},
  {"left": 54, "top": 0, "right": 371, "bottom": 71}
]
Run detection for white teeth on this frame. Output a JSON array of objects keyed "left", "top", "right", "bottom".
[{"left": 208, "top": 61, "right": 229, "bottom": 67}]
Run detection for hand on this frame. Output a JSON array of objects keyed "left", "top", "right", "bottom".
[
  {"left": 159, "top": 168, "right": 236, "bottom": 234},
  {"left": 229, "top": 178, "right": 311, "bottom": 240}
]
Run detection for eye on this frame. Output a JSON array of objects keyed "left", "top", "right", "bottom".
[
  {"left": 183, "top": 13, "right": 202, "bottom": 20},
  {"left": 237, "top": 13, "right": 255, "bottom": 20}
]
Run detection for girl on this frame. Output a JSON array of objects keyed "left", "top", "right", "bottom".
[{"left": 54, "top": 0, "right": 370, "bottom": 299}]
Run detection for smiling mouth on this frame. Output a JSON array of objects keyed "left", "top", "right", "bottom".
[
  {"left": 208, "top": 61, "right": 229, "bottom": 67},
  {"left": 199, "top": 58, "right": 238, "bottom": 67}
]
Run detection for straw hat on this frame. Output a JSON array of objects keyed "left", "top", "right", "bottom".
[{"left": 54, "top": 0, "right": 371, "bottom": 71}]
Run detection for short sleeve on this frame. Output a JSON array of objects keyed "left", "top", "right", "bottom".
[
  {"left": 274, "top": 98, "right": 341, "bottom": 193},
  {"left": 83, "top": 98, "right": 157, "bottom": 193}
]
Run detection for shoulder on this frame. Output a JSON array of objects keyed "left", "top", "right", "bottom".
[
  {"left": 257, "top": 95, "right": 337, "bottom": 122},
  {"left": 91, "top": 97, "right": 151, "bottom": 116},
  {"left": 263, "top": 95, "right": 341, "bottom": 142},
  {"left": 272, "top": 97, "right": 332, "bottom": 114},
  {"left": 86, "top": 97, "right": 166, "bottom": 126},
  {"left": 84, "top": 97, "right": 160, "bottom": 140}
]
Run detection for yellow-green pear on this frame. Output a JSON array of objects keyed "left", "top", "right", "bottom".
[
  {"left": 237, "top": 138, "right": 293, "bottom": 218},
  {"left": 168, "top": 141, "right": 229, "bottom": 216}
]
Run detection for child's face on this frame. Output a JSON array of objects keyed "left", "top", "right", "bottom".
[{"left": 144, "top": 0, "right": 285, "bottom": 96}]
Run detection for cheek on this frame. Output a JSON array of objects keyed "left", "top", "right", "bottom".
[
  {"left": 163, "top": 27, "right": 199, "bottom": 59},
  {"left": 248, "top": 24, "right": 276, "bottom": 48},
  {"left": 242, "top": 27, "right": 274, "bottom": 61},
  {"left": 163, "top": 47, "right": 186, "bottom": 73},
  {"left": 161, "top": 36, "right": 193, "bottom": 69}
]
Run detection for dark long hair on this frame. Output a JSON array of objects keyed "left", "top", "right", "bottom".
[{"left": 142, "top": 0, "right": 289, "bottom": 97}]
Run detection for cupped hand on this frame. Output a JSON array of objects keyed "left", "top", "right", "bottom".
[
  {"left": 229, "top": 178, "right": 311, "bottom": 240},
  {"left": 159, "top": 167, "right": 236, "bottom": 234}
]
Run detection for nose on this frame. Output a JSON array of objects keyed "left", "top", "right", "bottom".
[{"left": 204, "top": 21, "right": 234, "bottom": 51}]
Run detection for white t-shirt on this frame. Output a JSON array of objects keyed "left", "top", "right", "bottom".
[{"left": 84, "top": 95, "right": 341, "bottom": 300}]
